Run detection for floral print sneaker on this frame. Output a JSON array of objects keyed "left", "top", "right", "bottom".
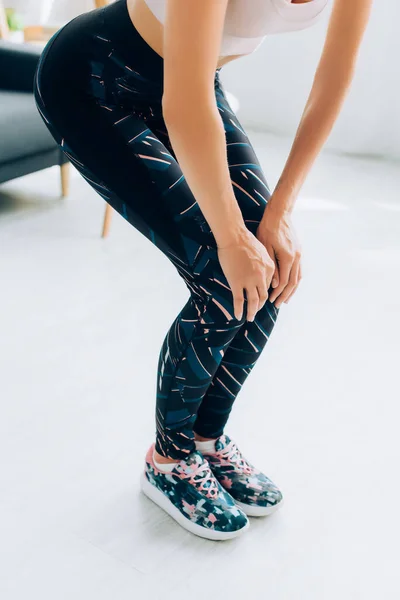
[
  {"left": 140, "top": 444, "right": 249, "bottom": 540},
  {"left": 202, "top": 435, "right": 283, "bottom": 517}
]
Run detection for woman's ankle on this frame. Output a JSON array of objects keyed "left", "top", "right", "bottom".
[
  {"left": 153, "top": 449, "right": 177, "bottom": 464},
  {"left": 194, "top": 433, "right": 218, "bottom": 454},
  {"left": 194, "top": 432, "right": 217, "bottom": 442}
]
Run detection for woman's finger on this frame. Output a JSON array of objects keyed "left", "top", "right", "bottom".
[
  {"left": 257, "top": 282, "right": 269, "bottom": 311},
  {"left": 276, "top": 257, "right": 299, "bottom": 307},
  {"left": 269, "top": 252, "right": 293, "bottom": 303},
  {"left": 246, "top": 286, "right": 260, "bottom": 322},
  {"left": 232, "top": 285, "right": 244, "bottom": 321},
  {"left": 284, "top": 260, "right": 302, "bottom": 303},
  {"left": 284, "top": 282, "right": 299, "bottom": 304},
  {"left": 266, "top": 244, "right": 279, "bottom": 289}
]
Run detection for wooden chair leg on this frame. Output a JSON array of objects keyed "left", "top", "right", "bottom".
[
  {"left": 102, "top": 203, "right": 113, "bottom": 238},
  {"left": 60, "top": 162, "right": 70, "bottom": 197}
]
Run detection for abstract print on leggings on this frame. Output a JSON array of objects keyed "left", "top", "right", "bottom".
[{"left": 33, "top": 0, "right": 280, "bottom": 461}]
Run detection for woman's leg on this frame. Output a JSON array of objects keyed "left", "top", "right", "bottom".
[
  {"left": 34, "top": 4, "right": 280, "bottom": 464},
  {"left": 193, "top": 79, "right": 280, "bottom": 439},
  {"left": 34, "top": 13, "right": 255, "bottom": 463}
]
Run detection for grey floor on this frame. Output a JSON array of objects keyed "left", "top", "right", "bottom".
[{"left": 1, "top": 130, "right": 399, "bottom": 599}]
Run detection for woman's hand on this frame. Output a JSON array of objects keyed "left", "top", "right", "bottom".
[
  {"left": 256, "top": 206, "right": 302, "bottom": 308},
  {"left": 217, "top": 228, "right": 275, "bottom": 322}
]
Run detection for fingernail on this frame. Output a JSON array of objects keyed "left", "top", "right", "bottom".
[{"left": 272, "top": 279, "right": 278, "bottom": 287}]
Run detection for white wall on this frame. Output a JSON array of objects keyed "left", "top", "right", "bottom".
[
  {"left": 8, "top": 1, "right": 97, "bottom": 25},
  {"left": 221, "top": 1, "right": 400, "bottom": 160},
  {"left": 9, "top": 0, "right": 400, "bottom": 159}
]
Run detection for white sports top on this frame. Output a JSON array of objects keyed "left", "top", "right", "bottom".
[{"left": 143, "top": 0, "right": 331, "bottom": 56}]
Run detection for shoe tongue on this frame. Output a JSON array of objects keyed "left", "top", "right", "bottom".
[
  {"left": 179, "top": 450, "right": 206, "bottom": 473},
  {"left": 215, "top": 434, "right": 231, "bottom": 452}
]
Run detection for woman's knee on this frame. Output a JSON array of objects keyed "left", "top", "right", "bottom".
[{"left": 197, "top": 278, "right": 245, "bottom": 329}]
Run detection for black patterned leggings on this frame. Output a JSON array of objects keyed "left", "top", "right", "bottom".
[{"left": 34, "top": 0, "right": 280, "bottom": 460}]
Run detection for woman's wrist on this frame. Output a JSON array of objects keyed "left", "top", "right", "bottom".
[
  {"left": 214, "top": 221, "right": 248, "bottom": 249},
  {"left": 262, "top": 191, "right": 296, "bottom": 224},
  {"left": 265, "top": 166, "right": 302, "bottom": 217}
]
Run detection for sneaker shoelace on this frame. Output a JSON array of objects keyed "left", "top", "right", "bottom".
[
  {"left": 216, "top": 441, "right": 255, "bottom": 475},
  {"left": 180, "top": 461, "right": 219, "bottom": 499}
]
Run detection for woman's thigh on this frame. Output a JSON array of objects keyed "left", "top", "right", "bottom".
[
  {"left": 188, "top": 75, "right": 274, "bottom": 317},
  {"left": 215, "top": 73, "right": 272, "bottom": 234},
  {"left": 34, "top": 15, "right": 271, "bottom": 317},
  {"left": 34, "top": 33, "right": 220, "bottom": 304}
]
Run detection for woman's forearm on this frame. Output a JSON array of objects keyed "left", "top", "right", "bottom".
[
  {"left": 267, "top": 71, "right": 353, "bottom": 216},
  {"left": 267, "top": 0, "right": 374, "bottom": 218},
  {"left": 163, "top": 101, "right": 246, "bottom": 247}
]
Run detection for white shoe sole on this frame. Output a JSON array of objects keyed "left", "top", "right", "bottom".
[
  {"left": 140, "top": 472, "right": 250, "bottom": 541},
  {"left": 235, "top": 497, "right": 284, "bottom": 517}
]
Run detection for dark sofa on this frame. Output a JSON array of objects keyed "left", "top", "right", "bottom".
[{"left": 0, "top": 39, "right": 69, "bottom": 193}]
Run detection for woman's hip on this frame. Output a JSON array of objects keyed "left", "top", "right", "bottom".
[{"left": 34, "top": 0, "right": 165, "bottom": 119}]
